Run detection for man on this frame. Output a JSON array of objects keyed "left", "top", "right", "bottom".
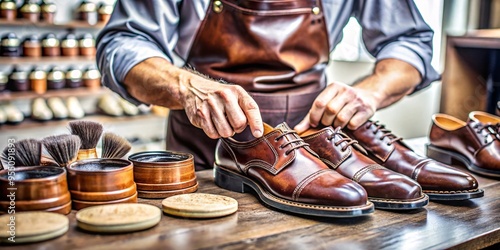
[{"left": 97, "top": 0, "right": 440, "bottom": 170}]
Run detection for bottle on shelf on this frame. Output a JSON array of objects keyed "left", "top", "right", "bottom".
[
  {"left": 41, "top": 33, "right": 60, "bottom": 57},
  {"left": 0, "top": 71, "right": 7, "bottom": 92},
  {"left": 79, "top": 33, "right": 95, "bottom": 56},
  {"left": 19, "top": 0, "right": 41, "bottom": 23},
  {"left": 47, "top": 66, "right": 65, "bottom": 90},
  {"left": 61, "top": 33, "right": 79, "bottom": 57},
  {"left": 83, "top": 65, "right": 100, "bottom": 90},
  {"left": 23, "top": 34, "right": 42, "bottom": 57},
  {"left": 8, "top": 66, "right": 29, "bottom": 92},
  {"left": 29, "top": 67, "right": 47, "bottom": 94},
  {"left": 1, "top": 32, "right": 21, "bottom": 57},
  {"left": 77, "top": 0, "right": 97, "bottom": 25},
  {"left": 0, "top": 0, "right": 17, "bottom": 21},
  {"left": 40, "top": 0, "right": 56, "bottom": 24},
  {"left": 98, "top": 2, "right": 113, "bottom": 24},
  {"left": 65, "top": 66, "right": 82, "bottom": 88}
]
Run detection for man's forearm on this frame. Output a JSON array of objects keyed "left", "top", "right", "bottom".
[
  {"left": 123, "top": 57, "right": 185, "bottom": 109},
  {"left": 354, "top": 58, "right": 422, "bottom": 110}
]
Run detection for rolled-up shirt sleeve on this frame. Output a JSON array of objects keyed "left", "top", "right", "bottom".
[
  {"left": 355, "top": 0, "right": 441, "bottom": 93},
  {"left": 96, "top": 0, "right": 180, "bottom": 105}
]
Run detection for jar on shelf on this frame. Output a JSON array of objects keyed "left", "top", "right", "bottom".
[
  {"left": 40, "top": 0, "right": 56, "bottom": 24},
  {"left": 98, "top": 2, "right": 113, "bottom": 23},
  {"left": 23, "top": 34, "right": 42, "bottom": 57},
  {"left": 65, "top": 67, "right": 83, "bottom": 88},
  {"left": 20, "top": 0, "right": 41, "bottom": 23},
  {"left": 1, "top": 33, "right": 21, "bottom": 57},
  {"left": 47, "top": 66, "right": 65, "bottom": 90},
  {"left": 42, "top": 33, "right": 60, "bottom": 57},
  {"left": 0, "top": 71, "right": 7, "bottom": 92},
  {"left": 8, "top": 66, "right": 29, "bottom": 92},
  {"left": 79, "top": 33, "right": 95, "bottom": 56},
  {"left": 83, "top": 65, "right": 101, "bottom": 90},
  {"left": 29, "top": 67, "right": 47, "bottom": 94},
  {"left": 0, "top": 0, "right": 17, "bottom": 21},
  {"left": 77, "top": 0, "right": 97, "bottom": 25},
  {"left": 61, "top": 33, "right": 79, "bottom": 57}
]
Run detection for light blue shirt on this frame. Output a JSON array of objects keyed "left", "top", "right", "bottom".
[{"left": 96, "top": 0, "right": 440, "bottom": 105}]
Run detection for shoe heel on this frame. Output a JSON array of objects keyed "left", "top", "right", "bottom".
[
  {"left": 214, "top": 165, "right": 246, "bottom": 193},
  {"left": 426, "top": 144, "right": 453, "bottom": 165}
]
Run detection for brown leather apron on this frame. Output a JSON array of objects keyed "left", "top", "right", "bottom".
[{"left": 168, "top": 0, "right": 330, "bottom": 170}]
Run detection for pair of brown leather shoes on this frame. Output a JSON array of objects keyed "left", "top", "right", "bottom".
[
  {"left": 214, "top": 123, "right": 374, "bottom": 218},
  {"left": 344, "top": 121, "right": 484, "bottom": 201},
  {"left": 428, "top": 111, "right": 500, "bottom": 178}
]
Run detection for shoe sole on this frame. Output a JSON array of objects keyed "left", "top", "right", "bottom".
[
  {"left": 213, "top": 164, "right": 374, "bottom": 218},
  {"left": 368, "top": 195, "right": 429, "bottom": 210},
  {"left": 427, "top": 144, "right": 500, "bottom": 178}
]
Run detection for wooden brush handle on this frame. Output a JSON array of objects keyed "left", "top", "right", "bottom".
[{"left": 77, "top": 148, "right": 98, "bottom": 160}]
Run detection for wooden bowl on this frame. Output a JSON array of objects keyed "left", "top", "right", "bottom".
[
  {"left": 67, "top": 159, "right": 135, "bottom": 202},
  {"left": 0, "top": 166, "right": 71, "bottom": 214},
  {"left": 72, "top": 192, "right": 138, "bottom": 210},
  {"left": 128, "top": 151, "right": 197, "bottom": 192}
]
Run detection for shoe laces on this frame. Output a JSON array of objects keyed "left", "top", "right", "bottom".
[
  {"left": 275, "top": 130, "right": 309, "bottom": 155},
  {"left": 327, "top": 127, "right": 357, "bottom": 152},
  {"left": 367, "top": 121, "right": 403, "bottom": 146},
  {"left": 473, "top": 122, "right": 500, "bottom": 142}
]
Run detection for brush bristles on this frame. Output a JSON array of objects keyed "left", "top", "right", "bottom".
[
  {"left": 102, "top": 132, "right": 132, "bottom": 159},
  {"left": 68, "top": 120, "right": 103, "bottom": 149},
  {"left": 1, "top": 139, "right": 42, "bottom": 168},
  {"left": 42, "top": 134, "right": 81, "bottom": 167}
]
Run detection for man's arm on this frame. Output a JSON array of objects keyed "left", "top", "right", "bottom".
[
  {"left": 123, "top": 57, "right": 263, "bottom": 139},
  {"left": 295, "top": 0, "right": 439, "bottom": 132},
  {"left": 96, "top": 0, "right": 263, "bottom": 139}
]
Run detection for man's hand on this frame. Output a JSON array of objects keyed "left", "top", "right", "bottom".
[
  {"left": 123, "top": 58, "right": 263, "bottom": 139},
  {"left": 178, "top": 74, "right": 263, "bottom": 139},
  {"left": 294, "top": 59, "right": 422, "bottom": 133},
  {"left": 295, "top": 82, "right": 378, "bottom": 133}
]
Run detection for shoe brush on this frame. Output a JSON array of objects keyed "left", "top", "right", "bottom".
[
  {"left": 42, "top": 134, "right": 81, "bottom": 168},
  {"left": 1, "top": 139, "right": 42, "bottom": 169},
  {"left": 101, "top": 132, "right": 132, "bottom": 159},
  {"left": 68, "top": 120, "right": 103, "bottom": 160}
]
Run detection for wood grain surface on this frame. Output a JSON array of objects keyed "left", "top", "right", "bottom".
[{"left": 1, "top": 166, "right": 499, "bottom": 249}]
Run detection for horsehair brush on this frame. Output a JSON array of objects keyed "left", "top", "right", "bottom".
[
  {"left": 42, "top": 134, "right": 81, "bottom": 168},
  {"left": 1, "top": 139, "right": 42, "bottom": 168},
  {"left": 68, "top": 120, "right": 103, "bottom": 160},
  {"left": 101, "top": 132, "right": 132, "bottom": 159}
]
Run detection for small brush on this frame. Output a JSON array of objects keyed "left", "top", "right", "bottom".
[
  {"left": 68, "top": 120, "right": 103, "bottom": 160},
  {"left": 42, "top": 134, "right": 81, "bottom": 168},
  {"left": 101, "top": 132, "right": 132, "bottom": 159},
  {"left": 1, "top": 139, "right": 42, "bottom": 168}
]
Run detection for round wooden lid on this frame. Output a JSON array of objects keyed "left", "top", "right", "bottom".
[
  {"left": 0, "top": 211, "right": 69, "bottom": 244},
  {"left": 162, "top": 193, "right": 238, "bottom": 218},
  {"left": 76, "top": 203, "right": 161, "bottom": 233}
]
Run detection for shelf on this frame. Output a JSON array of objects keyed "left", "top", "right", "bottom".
[
  {"left": 0, "top": 113, "right": 162, "bottom": 131},
  {"left": 0, "top": 87, "right": 107, "bottom": 101},
  {"left": 0, "top": 56, "right": 95, "bottom": 65},
  {"left": 0, "top": 19, "right": 105, "bottom": 29}
]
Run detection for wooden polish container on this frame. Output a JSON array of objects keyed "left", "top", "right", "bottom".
[
  {"left": 23, "top": 34, "right": 42, "bottom": 57},
  {"left": 20, "top": 0, "right": 41, "bottom": 23},
  {"left": 29, "top": 67, "right": 47, "bottom": 94},
  {"left": 42, "top": 33, "right": 60, "bottom": 57},
  {"left": 0, "top": 166, "right": 72, "bottom": 215},
  {"left": 0, "top": 0, "right": 17, "bottom": 21}
]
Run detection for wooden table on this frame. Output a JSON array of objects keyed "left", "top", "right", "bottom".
[{"left": 3, "top": 162, "right": 500, "bottom": 249}]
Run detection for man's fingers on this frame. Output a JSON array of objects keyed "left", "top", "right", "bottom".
[
  {"left": 195, "top": 101, "right": 220, "bottom": 139},
  {"left": 240, "top": 95, "right": 263, "bottom": 138},
  {"left": 218, "top": 89, "right": 248, "bottom": 134},
  {"left": 347, "top": 111, "right": 372, "bottom": 130},
  {"left": 294, "top": 113, "right": 311, "bottom": 134},
  {"left": 206, "top": 95, "right": 234, "bottom": 138},
  {"left": 309, "top": 85, "right": 339, "bottom": 127}
]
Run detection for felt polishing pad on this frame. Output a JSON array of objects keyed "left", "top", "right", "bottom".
[
  {"left": 0, "top": 211, "right": 69, "bottom": 244},
  {"left": 162, "top": 193, "right": 238, "bottom": 218},
  {"left": 76, "top": 203, "right": 161, "bottom": 233}
]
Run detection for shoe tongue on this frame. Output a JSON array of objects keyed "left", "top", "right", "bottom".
[{"left": 275, "top": 122, "right": 292, "bottom": 131}]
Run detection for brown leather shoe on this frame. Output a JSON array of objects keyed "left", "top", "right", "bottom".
[
  {"left": 214, "top": 123, "right": 374, "bottom": 218},
  {"left": 301, "top": 126, "right": 428, "bottom": 210},
  {"left": 346, "top": 121, "right": 483, "bottom": 200},
  {"left": 427, "top": 113, "right": 500, "bottom": 178}
]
